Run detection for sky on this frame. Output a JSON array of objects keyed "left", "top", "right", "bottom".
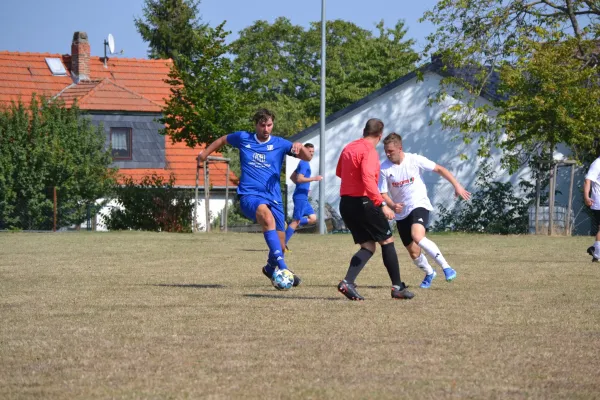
[{"left": 0, "top": 0, "right": 439, "bottom": 59}]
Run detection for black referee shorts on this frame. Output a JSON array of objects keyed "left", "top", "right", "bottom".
[{"left": 339, "top": 196, "right": 392, "bottom": 244}]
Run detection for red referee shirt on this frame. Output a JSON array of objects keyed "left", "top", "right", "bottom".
[{"left": 336, "top": 138, "right": 384, "bottom": 206}]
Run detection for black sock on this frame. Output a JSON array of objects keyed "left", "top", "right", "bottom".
[
  {"left": 344, "top": 248, "right": 373, "bottom": 284},
  {"left": 381, "top": 242, "right": 402, "bottom": 287}
]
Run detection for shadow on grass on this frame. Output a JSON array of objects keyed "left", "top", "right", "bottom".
[
  {"left": 309, "top": 284, "right": 390, "bottom": 289},
  {"left": 244, "top": 293, "right": 343, "bottom": 301},
  {"left": 152, "top": 284, "right": 226, "bottom": 289},
  {"left": 239, "top": 249, "right": 267, "bottom": 252}
]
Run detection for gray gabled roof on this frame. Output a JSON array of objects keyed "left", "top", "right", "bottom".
[{"left": 289, "top": 59, "right": 501, "bottom": 142}]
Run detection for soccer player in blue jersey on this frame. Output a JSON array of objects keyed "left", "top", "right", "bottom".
[
  {"left": 197, "top": 108, "right": 313, "bottom": 287},
  {"left": 285, "top": 143, "right": 322, "bottom": 250}
]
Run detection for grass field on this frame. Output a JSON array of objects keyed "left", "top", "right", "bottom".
[{"left": 1, "top": 231, "right": 599, "bottom": 399}]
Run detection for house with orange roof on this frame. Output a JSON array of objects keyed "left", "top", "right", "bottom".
[{"left": 0, "top": 31, "right": 237, "bottom": 231}]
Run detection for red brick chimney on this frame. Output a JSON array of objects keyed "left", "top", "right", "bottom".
[{"left": 71, "top": 31, "right": 90, "bottom": 82}]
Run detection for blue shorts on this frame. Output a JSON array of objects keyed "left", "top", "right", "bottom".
[
  {"left": 239, "top": 195, "right": 286, "bottom": 231},
  {"left": 292, "top": 197, "right": 315, "bottom": 221}
]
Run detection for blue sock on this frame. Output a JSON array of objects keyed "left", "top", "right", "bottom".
[
  {"left": 267, "top": 253, "right": 278, "bottom": 266},
  {"left": 265, "top": 252, "right": 278, "bottom": 275},
  {"left": 285, "top": 226, "right": 295, "bottom": 244},
  {"left": 264, "top": 262, "right": 276, "bottom": 276},
  {"left": 263, "top": 230, "right": 287, "bottom": 270},
  {"left": 299, "top": 216, "right": 309, "bottom": 226}
]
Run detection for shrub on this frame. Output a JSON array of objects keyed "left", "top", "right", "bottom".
[
  {"left": 103, "top": 174, "right": 193, "bottom": 232},
  {"left": 432, "top": 162, "right": 536, "bottom": 234}
]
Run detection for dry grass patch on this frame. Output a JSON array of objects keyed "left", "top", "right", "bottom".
[{"left": 0, "top": 232, "right": 599, "bottom": 399}]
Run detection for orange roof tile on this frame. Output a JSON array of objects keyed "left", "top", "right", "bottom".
[
  {"left": 56, "top": 78, "right": 162, "bottom": 112},
  {"left": 0, "top": 51, "right": 173, "bottom": 110},
  {"left": 0, "top": 51, "right": 72, "bottom": 107},
  {"left": 67, "top": 55, "right": 173, "bottom": 107},
  {"left": 118, "top": 138, "right": 238, "bottom": 188}
]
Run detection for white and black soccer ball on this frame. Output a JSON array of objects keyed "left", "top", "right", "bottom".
[{"left": 271, "top": 268, "right": 294, "bottom": 290}]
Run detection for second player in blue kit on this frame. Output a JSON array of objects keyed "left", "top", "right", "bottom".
[{"left": 285, "top": 143, "right": 322, "bottom": 250}]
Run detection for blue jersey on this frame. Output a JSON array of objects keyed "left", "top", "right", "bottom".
[
  {"left": 227, "top": 131, "right": 294, "bottom": 202},
  {"left": 293, "top": 160, "right": 311, "bottom": 198}
]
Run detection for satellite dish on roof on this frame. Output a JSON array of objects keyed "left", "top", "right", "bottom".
[
  {"left": 107, "top": 34, "right": 115, "bottom": 54},
  {"left": 103, "top": 34, "right": 121, "bottom": 68}
]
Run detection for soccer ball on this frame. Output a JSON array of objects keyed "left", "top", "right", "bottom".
[{"left": 271, "top": 268, "right": 295, "bottom": 290}]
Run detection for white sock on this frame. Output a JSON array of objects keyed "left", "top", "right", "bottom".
[
  {"left": 594, "top": 241, "right": 600, "bottom": 258},
  {"left": 418, "top": 237, "right": 450, "bottom": 269},
  {"left": 413, "top": 254, "right": 434, "bottom": 275}
]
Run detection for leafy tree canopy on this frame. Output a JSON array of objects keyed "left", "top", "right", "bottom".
[
  {"left": 135, "top": 0, "right": 206, "bottom": 61},
  {"left": 230, "top": 17, "right": 419, "bottom": 137},
  {"left": 0, "top": 97, "right": 116, "bottom": 230},
  {"left": 421, "top": 0, "right": 600, "bottom": 169},
  {"left": 160, "top": 22, "right": 248, "bottom": 147}
]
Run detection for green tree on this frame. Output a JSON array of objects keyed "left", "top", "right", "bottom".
[
  {"left": 134, "top": 0, "right": 205, "bottom": 61},
  {"left": 161, "top": 23, "right": 248, "bottom": 147},
  {"left": 136, "top": 0, "right": 246, "bottom": 147},
  {"left": 499, "top": 39, "right": 600, "bottom": 169},
  {"left": 230, "top": 18, "right": 419, "bottom": 137},
  {"left": 0, "top": 97, "right": 116, "bottom": 230},
  {"left": 303, "top": 20, "right": 419, "bottom": 119},
  {"left": 421, "top": 0, "right": 600, "bottom": 170}
]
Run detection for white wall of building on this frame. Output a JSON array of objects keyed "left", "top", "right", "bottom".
[
  {"left": 286, "top": 72, "right": 590, "bottom": 234},
  {"left": 193, "top": 194, "right": 233, "bottom": 232}
]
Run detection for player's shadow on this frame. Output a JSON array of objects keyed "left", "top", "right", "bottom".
[
  {"left": 239, "top": 249, "right": 266, "bottom": 252},
  {"left": 152, "top": 284, "right": 226, "bottom": 289},
  {"left": 244, "top": 293, "right": 342, "bottom": 301},
  {"left": 309, "top": 284, "right": 389, "bottom": 289}
]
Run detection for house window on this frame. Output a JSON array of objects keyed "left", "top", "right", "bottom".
[{"left": 110, "top": 128, "right": 132, "bottom": 159}]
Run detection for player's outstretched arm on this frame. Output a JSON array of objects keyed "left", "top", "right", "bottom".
[
  {"left": 433, "top": 164, "right": 471, "bottom": 201},
  {"left": 295, "top": 174, "right": 323, "bottom": 183},
  {"left": 197, "top": 136, "right": 228, "bottom": 167}
]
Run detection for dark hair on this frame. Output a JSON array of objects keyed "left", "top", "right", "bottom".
[
  {"left": 383, "top": 133, "right": 402, "bottom": 146},
  {"left": 253, "top": 108, "right": 275, "bottom": 124},
  {"left": 362, "top": 118, "right": 384, "bottom": 137},
  {"left": 304, "top": 143, "right": 314, "bottom": 149}
]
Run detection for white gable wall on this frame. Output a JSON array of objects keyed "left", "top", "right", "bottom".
[{"left": 286, "top": 72, "right": 590, "bottom": 234}]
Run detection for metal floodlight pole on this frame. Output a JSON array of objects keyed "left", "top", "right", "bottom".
[
  {"left": 318, "top": 0, "right": 327, "bottom": 235},
  {"left": 224, "top": 162, "right": 230, "bottom": 232},
  {"left": 53, "top": 186, "right": 57, "bottom": 232},
  {"left": 204, "top": 160, "right": 210, "bottom": 232},
  {"left": 567, "top": 163, "right": 575, "bottom": 235},
  {"left": 194, "top": 155, "right": 200, "bottom": 233}
]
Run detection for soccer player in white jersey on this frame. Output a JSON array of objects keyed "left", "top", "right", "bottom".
[
  {"left": 378, "top": 133, "right": 471, "bottom": 288},
  {"left": 584, "top": 156, "right": 600, "bottom": 262}
]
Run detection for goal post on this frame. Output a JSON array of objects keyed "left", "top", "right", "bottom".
[
  {"left": 534, "top": 159, "right": 577, "bottom": 236},
  {"left": 194, "top": 155, "right": 231, "bottom": 233}
]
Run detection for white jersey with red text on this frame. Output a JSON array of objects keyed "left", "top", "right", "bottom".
[
  {"left": 585, "top": 157, "right": 600, "bottom": 210},
  {"left": 378, "top": 152, "right": 437, "bottom": 220}
]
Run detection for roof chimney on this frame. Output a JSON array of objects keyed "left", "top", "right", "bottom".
[{"left": 71, "top": 31, "right": 90, "bottom": 82}]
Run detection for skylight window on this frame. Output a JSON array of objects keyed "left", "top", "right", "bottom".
[{"left": 45, "top": 58, "right": 67, "bottom": 76}]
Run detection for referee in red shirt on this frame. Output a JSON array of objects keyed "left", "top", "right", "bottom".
[{"left": 335, "top": 118, "right": 414, "bottom": 300}]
